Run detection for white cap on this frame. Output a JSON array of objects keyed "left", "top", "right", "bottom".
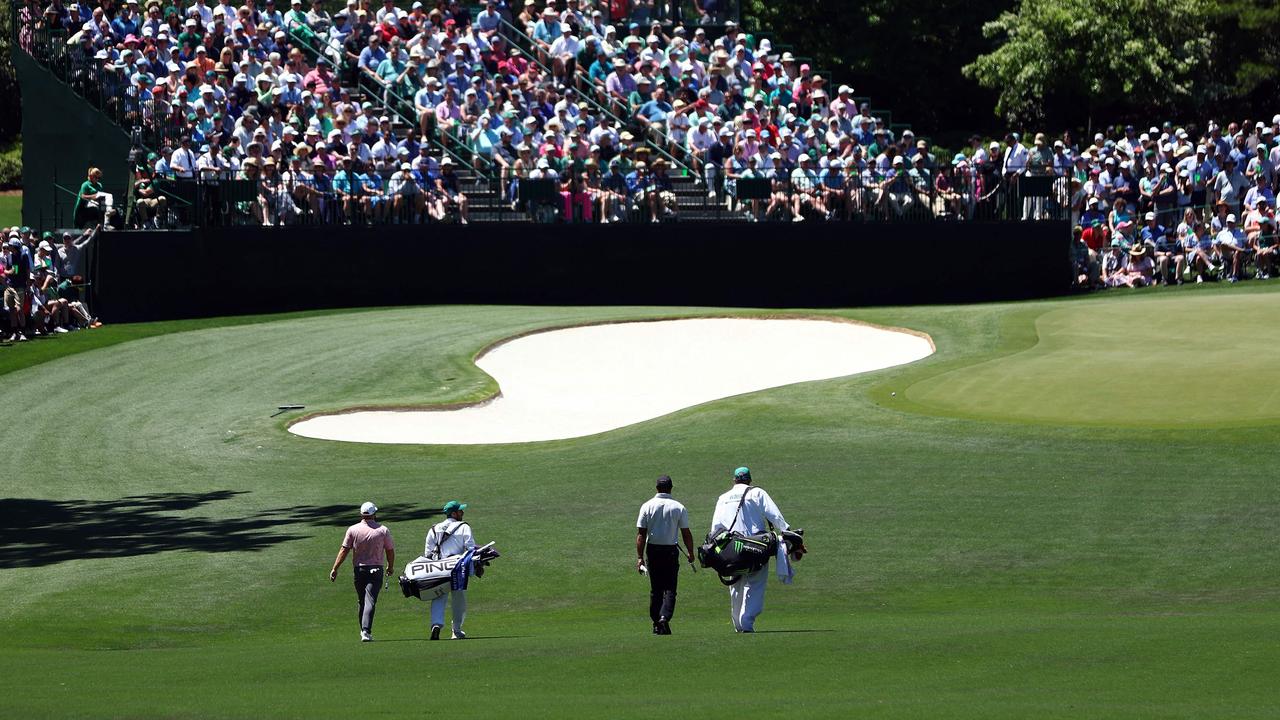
[
  {"left": 1226, "top": 213, "right": 1237, "bottom": 223},
  {"left": 359, "top": 501, "right": 378, "bottom": 516}
]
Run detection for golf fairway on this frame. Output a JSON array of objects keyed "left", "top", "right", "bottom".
[{"left": 1, "top": 287, "right": 1277, "bottom": 718}]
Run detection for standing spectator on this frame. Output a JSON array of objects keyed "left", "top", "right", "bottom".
[
  {"left": 329, "top": 501, "right": 395, "bottom": 643},
  {"left": 1244, "top": 172, "right": 1275, "bottom": 212},
  {"left": 635, "top": 475, "right": 694, "bottom": 636},
  {"left": 56, "top": 227, "right": 96, "bottom": 302},
  {"left": 1213, "top": 157, "right": 1248, "bottom": 214},
  {"left": 3, "top": 234, "right": 32, "bottom": 341}
]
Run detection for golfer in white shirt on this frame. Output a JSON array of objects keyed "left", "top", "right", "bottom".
[
  {"left": 636, "top": 475, "right": 695, "bottom": 635},
  {"left": 710, "top": 467, "right": 789, "bottom": 633}
]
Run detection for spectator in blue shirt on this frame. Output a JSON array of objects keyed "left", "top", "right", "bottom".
[
  {"left": 358, "top": 34, "right": 387, "bottom": 80},
  {"left": 635, "top": 86, "right": 672, "bottom": 131}
]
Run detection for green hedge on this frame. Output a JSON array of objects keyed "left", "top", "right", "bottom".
[{"left": 0, "top": 139, "right": 21, "bottom": 190}]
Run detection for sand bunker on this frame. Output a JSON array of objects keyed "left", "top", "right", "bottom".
[{"left": 289, "top": 318, "right": 934, "bottom": 445}]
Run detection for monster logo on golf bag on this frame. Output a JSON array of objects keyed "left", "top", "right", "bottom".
[{"left": 698, "top": 487, "right": 808, "bottom": 585}]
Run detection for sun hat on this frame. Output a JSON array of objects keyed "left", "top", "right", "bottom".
[
  {"left": 442, "top": 500, "right": 468, "bottom": 515},
  {"left": 359, "top": 501, "right": 378, "bottom": 516},
  {"left": 1129, "top": 244, "right": 1148, "bottom": 257}
]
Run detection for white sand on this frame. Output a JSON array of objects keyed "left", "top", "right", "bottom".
[{"left": 289, "top": 318, "right": 934, "bottom": 445}]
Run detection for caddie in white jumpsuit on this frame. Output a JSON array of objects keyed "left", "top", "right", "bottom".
[
  {"left": 425, "top": 500, "right": 475, "bottom": 640},
  {"left": 710, "top": 467, "right": 789, "bottom": 633}
]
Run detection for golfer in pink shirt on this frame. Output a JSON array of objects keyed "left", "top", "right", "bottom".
[{"left": 330, "top": 501, "right": 396, "bottom": 642}]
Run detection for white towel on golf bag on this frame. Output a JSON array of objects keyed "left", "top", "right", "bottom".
[{"left": 776, "top": 537, "right": 794, "bottom": 584}]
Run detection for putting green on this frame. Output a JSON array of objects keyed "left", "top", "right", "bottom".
[
  {"left": 1, "top": 293, "right": 1278, "bottom": 718},
  {"left": 900, "top": 290, "right": 1280, "bottom": 427}
]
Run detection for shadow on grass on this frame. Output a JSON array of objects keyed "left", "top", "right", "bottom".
[
  {"left": 747, "top": 629, "right": 836, "bottom": 634},
  {"left": 0, "top": 492, "right": 443, "bottom": 568},
  {"left": 373, "top": 636, "right": 532, "bottom": 643}
]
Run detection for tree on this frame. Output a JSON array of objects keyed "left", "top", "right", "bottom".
[
  {"left": 964, "top": 0, "right": 1214, "bottom": 127},
  {"left": 743, "top": 0, "right": 1016, "bottom": 141},
  {"left": 1206, "top": 1, "right": 1280, "bottom": 107},
  {"left": 0, "top": 0, "right": 21, "bottom": 142}
]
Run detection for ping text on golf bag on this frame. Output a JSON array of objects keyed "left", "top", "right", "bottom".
[{"left": 399, "top": 542, "right": 500, "bottom": 600}]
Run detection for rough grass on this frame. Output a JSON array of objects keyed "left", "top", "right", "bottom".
[
  {"left": 1, "top": 289, "right": 1278, "bottom": 718},
  {"left": 0, "top": 192, "right": 20, "bottom": 228}
]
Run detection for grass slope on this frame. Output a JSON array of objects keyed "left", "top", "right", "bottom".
[
  {"left": 1, "top": 291, "right": 1278, "bottom": 718},
  {"left": 0, "top": 193, "right": 21, "bottom": 228}
]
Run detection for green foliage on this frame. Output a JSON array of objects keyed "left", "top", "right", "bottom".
[
  {"left": 744, "top": 0, "right": 1017, "bottom": 140},
  {"left": 964, "top": 0, "right": 1214, "bottom": 125},
  {"left": 1206, "top": 1, "right": 1280, "bottom": 102},
  {"left": 0, "top": 0, "right": 20, "bottom": 141},
  {"left": 0, "top": 137, "right": 21, "bottom": 190}
]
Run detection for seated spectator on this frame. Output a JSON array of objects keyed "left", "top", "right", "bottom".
[
  {"left": 74, "top": 166, "right": 116, "bottom": 229},
  {"left": 1121, "top": 242, "right": 1155, "bottom": 288},
  {"left": 1183, "top": 222, "right": 1219, "bottom": 283},
  {"left": 392, "top": 161, "right": 424, "bottom": 221},
  {"left": 789, "top": 153, "right": 825, "bottom": 222},
  {"left": 133, "top": 164, "right": 169, "bottom": 229},
  {"left": 599, "top": 158, "right": 628, "bottom": 223},
  {"left": 1215, "top": 213, "right": 1250, "bottom": 282},
  {"left": 1100, "top": 239, "right": 1129, "bottom": 288},
  {"left": 435, "top": 158, "right": 469, "bottom": 224},
  {"left": 1253, "top": 216, "right": 1278, "bottom": 279},
  {"left": 648, "top": 159, "right": 677, "bottom": 223},
  {"left": 1142, "top": 211, "right": 1182, "bottom": 284},
  {"left": 561, "top": 171, "right": 593, "bottom": 223}
]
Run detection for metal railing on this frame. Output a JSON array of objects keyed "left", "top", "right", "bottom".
[
  {"left": 601, "top": 0, "right": 742, "bottom": 27},
  {"left": 498, "top": 17, "right": 698, "bottom": 180}
]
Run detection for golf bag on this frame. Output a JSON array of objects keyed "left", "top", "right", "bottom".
[
  {"left": 698, "top": 487, "right": 808, "bottom": 586},
  {"left": 699, "top": 530, "right": 777, "bottom": 585},
  {"left": 399, "top": 542, "right": 500, "bottom": 601}
]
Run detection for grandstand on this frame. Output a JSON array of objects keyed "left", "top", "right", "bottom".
[{"left": 10, "top": 0, "right": 1051, "bottom": 229}]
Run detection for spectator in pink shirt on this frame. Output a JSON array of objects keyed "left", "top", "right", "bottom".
[
  {"left": 434, "top": 87, "right": 464, "bottom": 131},
  {"left": 329, "top": 501, "right": 396, "bottom": 642},
  {"left": 302, "top": 57, "right": 336, "bottom": 99}
]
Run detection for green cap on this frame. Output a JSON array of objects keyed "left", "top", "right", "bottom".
[
  {"left": 442, "top": 500, "right": 468, "bottom": 515},
  {"left": 20, "top": 226, "right": 30, "bottom": 234},
  {"left": 733, "top": 466, "right": 751, "bottom": 481},
  {"left": 41, "top": 231, "right": 53, "bottom": 240}
]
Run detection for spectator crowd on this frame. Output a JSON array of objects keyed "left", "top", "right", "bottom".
[
  {"left": 14, "top": 0, "right": 1280, "bottom": 291},
  {"left": 0, "top": 225, "right": 100, "bottom": 342}
]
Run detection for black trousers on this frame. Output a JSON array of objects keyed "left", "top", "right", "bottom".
[
  {"left": 646, "top": 544, "right": 679, "bottom": 623},
  {"left": 354, "top": 565, "right": 383, "bottom": 633}
]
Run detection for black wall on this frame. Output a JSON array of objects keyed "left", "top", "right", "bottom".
[
  {"left": 92, "top": 221, "right": 1072, "bottom": 322},
  {"left": 13, "top": 49, "right": 133, "bottom": 229}
]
